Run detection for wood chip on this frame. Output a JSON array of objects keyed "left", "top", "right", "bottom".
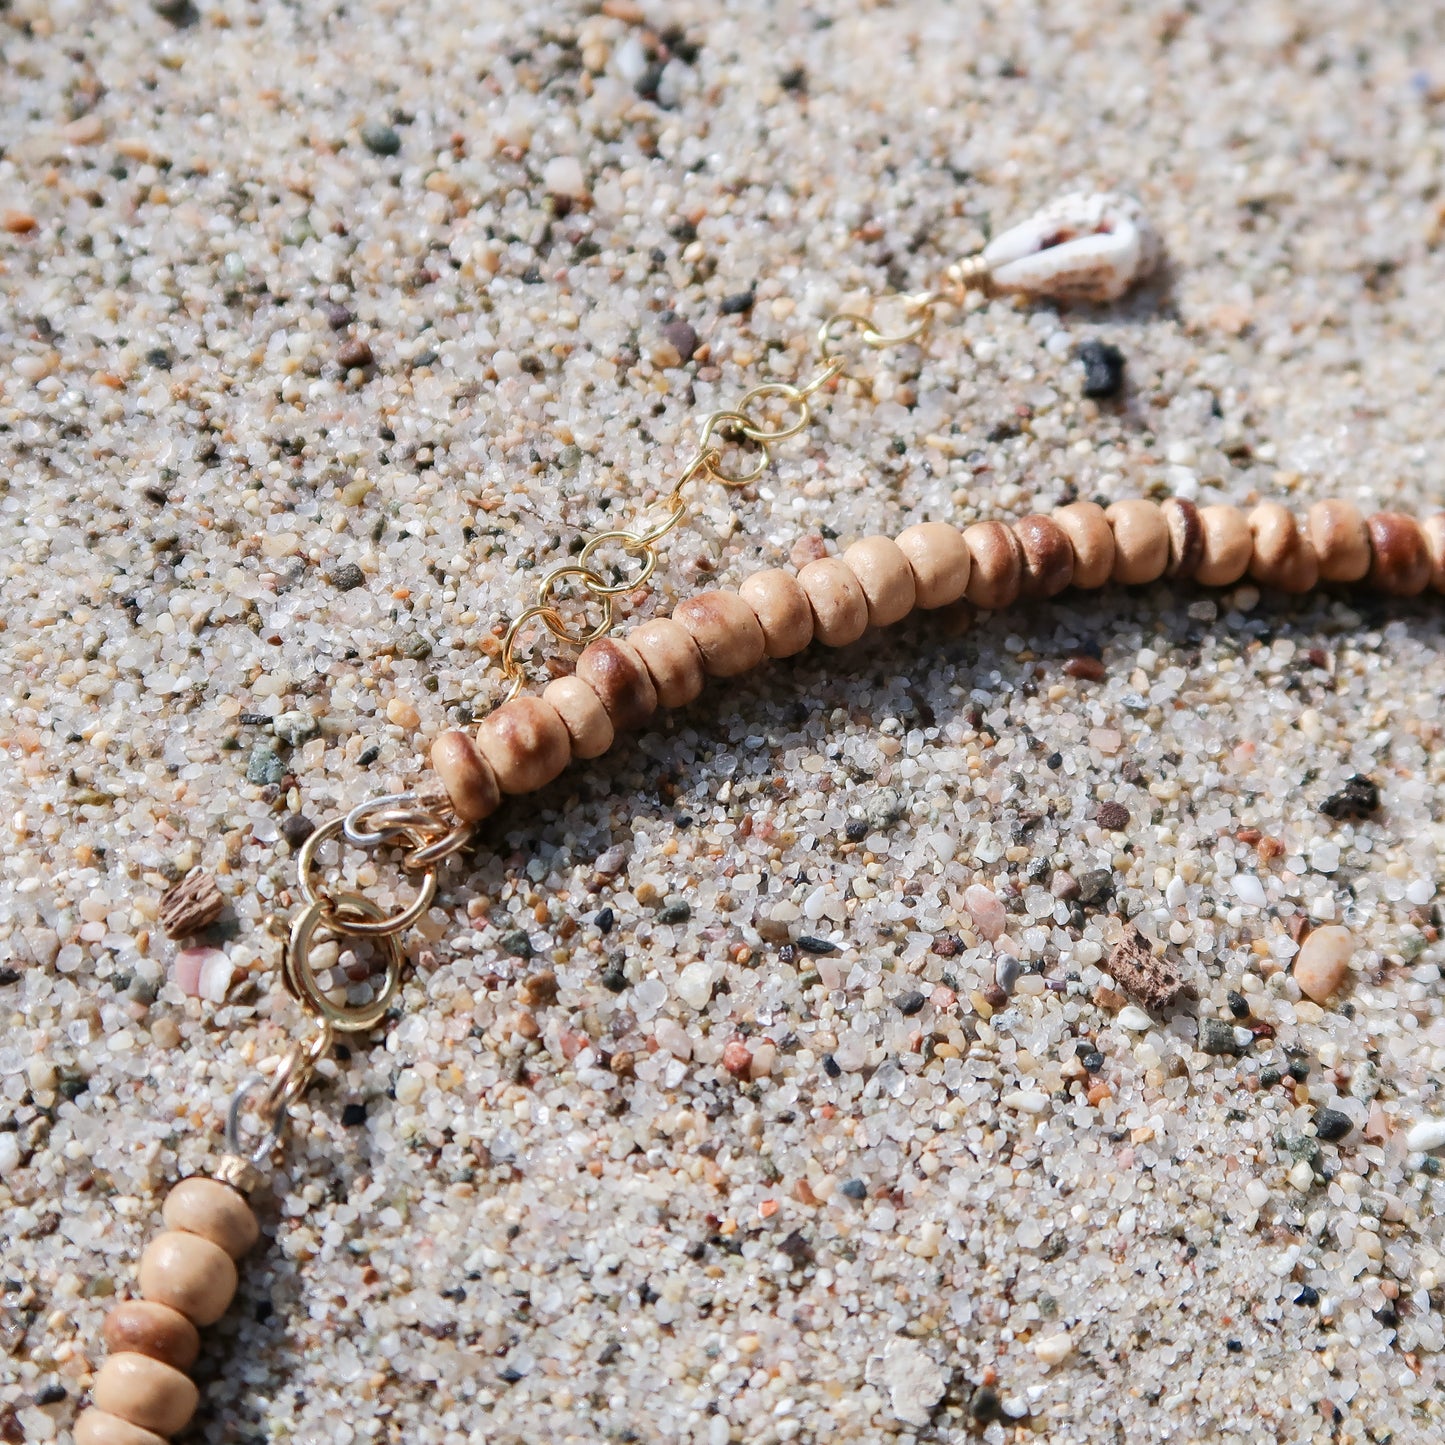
[
  {"left": 158, "top": 867, "right": 224, "bottom": 939},
  {"left": 1102, "top": 923, "right": 1184, "bottom": 1009}
]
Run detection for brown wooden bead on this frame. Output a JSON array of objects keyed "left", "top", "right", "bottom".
[
  {"left": 1013, "top": 515, "right": 1075, "bottom": 599},
  {"left": 1248, "top": 502, "right": 1319, "bottom": 592},
  {"left": 73, "top": 1407, "right": 169, "bottom": 1445},
  {"left": 1423, "top": 513, "right": 1445, "bottom": 593},
  {"left": 92, "top": 1352, "right": 199, "bottom": 1437},
  {"left": 962, "top": 522, "right": 1023, "bottom": 610},
  {"left": 738, "top": 569, "right": 814, "bottom": 656},
  {"left": 162, "top": 1176, "right": 259, "bottom": 1261},
  {"left": 1160, "top": 498, "right": 1205, "bottom": 579},
  {"left": 894, "top": 522, "right": 971, "bottom": 608},
  {"left": 1106, "top": 499, "right": 1169, "bottom": 585},
  {"left": 1195, "top": 504, "right": 1253, "bottom": 587},
  {"left": 1307, "top": 499, "right": 1370, "bottom": 582},
  {"left": 1051, "top": 502, "right": 1114, "bottom": 589},
  {"left": 475, "top": 696, "right": 571, "bottom": 795},
  {"left": 540, "top": 676, "right": 614, "bottom": 759},
  {"left": 429, "top": 730, "right": 501, "bottom": 823},
  {"left": 138, "top": 1229, "right": 238, "bottom": 1328},
  {"left": 575, "top": 637, "right": 657, "bottom": 732},
  {"left": 842, "top": 535, "right": 916, "bottom": 627},
  {"left": 102, "top": 1300, "right": 200, "bottom": 1372},
  {"left": 674, "top": 591, "right": 766, "bottom": 676},
  {"left": 629, "top": 617, "right": 705, "bottom": 708},
  {"left": 1367, "top": 511, "right": 1433, "bottom": 597},
  {"left": 798, "top": 558, "right": 869, "bottom": 646}
]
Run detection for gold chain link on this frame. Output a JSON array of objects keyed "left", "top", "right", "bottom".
[{"left": 489, "top": 271, "right": 985, "bottom": 699}]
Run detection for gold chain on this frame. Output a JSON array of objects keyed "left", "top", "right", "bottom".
[{"left": 493, "top": 267, "right": 983, "bottom": 701}]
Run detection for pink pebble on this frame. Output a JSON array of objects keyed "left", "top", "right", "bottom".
[
  {"left": 722, "top": 1039, "right": 753, "bottom": 1078},
  {"left": 172, "top": 947, "right": 231, "bottom": 1001},
  {"left": 964, "top": 884, "right": 1007, "bottom": 942}
]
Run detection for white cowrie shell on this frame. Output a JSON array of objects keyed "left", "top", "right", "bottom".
[{"left": 982, "top": 192, "right": 1159, "bottom": 303}]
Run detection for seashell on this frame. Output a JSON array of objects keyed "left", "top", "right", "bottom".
[{"left": 982, "top": 192, "right": 1159, "bottom": 302}]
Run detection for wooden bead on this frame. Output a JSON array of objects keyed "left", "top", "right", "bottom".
[
  {"left": 1160, "top": 498, "right": 1204, "bottom": 580},
  {"left": 797, "top": 558, "right": 869, "bottom": 646},
  {"left": 1194, "top": 504, "right": 1253, "bottom": 586},
  {"left": 629, "top": 618, "right": 705, "bottom": 708},
  {"left": 429, "top": 730, "right": 501, "bottom": 823},
  {"left": 738, "top": 569, "right": 814, "bottom": 656},
  {"left": 162, "top": 1176, "right": 259, "bottom": 1261},
  {"left": 541, "top": 676, "right": 614, "bottom": 759},
  {"left": 962, "top": 522, "right": 1023, "bottom": 610},
  {"left": 1248, "top": 502, "right": 1318, "bottom": 592},
  {"left": 1367, "top": 511, "right": 1432, "bottom": 597},
  {"left": 475, "top": 696, "right": 571, "bottom": 795},
  {"left": 73, "top": 1408, "right": 169, "bottom": 1445},
  {"left": 673, "top": 591, "right": 766, "bottom": 676},
  {"left": 102, "top": 1300, "right": 200, "bottom": 1372},
  {"left": 1106, "top": 499, "right": 1169, "bottom": 585},
  {"left": 574, "top": 638, "right": 656, "bottom": 732},
  {"left": 842, "top": 535, "right": 916, "bottom": 627},
  {"left": 1307, "top": 499, "right": 1370, "bottom": 582},
  {"left": 894, "top": 522, "right": 971, "bottom": 608},
  {"left": 1423, "top": 513, "right": 1445, "bottom": 592},
  {"left": 92, "top": 1352, "right": 199, "bottom": 1438},
  {"left": 1012, "top": 515, "right": 1075, "bottom": 599},
  {"left": 138, "top": 1229, "right": 237, "bottom": 1327},
  {"left": 1051, "top": 502, "right": 1114, "bottom": 589}
]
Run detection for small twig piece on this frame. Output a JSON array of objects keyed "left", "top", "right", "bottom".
[
  {"left": 1103, "top": 923, "right": 1184, "bottom": 1010},
  {"left": 159, "top": 866, "right": 225, "bottom": 939}
]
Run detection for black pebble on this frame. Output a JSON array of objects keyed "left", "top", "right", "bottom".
[
  {"left": 822, "top": 1053, "right": 841, "bottom": 1078},
  {"left": 839, "top": 1178, "right": 867, "bottom": 1201},
  {"left": 501, "top": 930, "right": 533, "bottom": 960},
  {"left": 1226, "top": 990, "right": 1250, "bottom": 1019},
  {"left": 796, "top": 936, "right": 838, "bottom": 956},
  {"left": 358, "top": 744, "right": 381, "bottom": 767},
  {"left": 595, "top": 907, "right": 615, "bottom": 934},
  {"left": 34, "top": 1383, "right": 67, "bottom": 1406},
  {"left": 1259, "top": 1067, "right": 1281, "bottom": 1087},
  {"left": 896, "top": 990, "right": 926, "bottom": 1016},
  {"left": 146, "top": 347, "right": 172, "bottom": 369},
  {"left": 340, "top": 1103, "right": 367, "bottom": 1127},
  {"left": 1076, "top": 867, "right": 1114, "bottom": 905},
  {"left": 1287, "top": 1058, "right": 1311, "bottom": 1082},
  {"left": 1321, "top": 775, "right": 1380, "bottom": 820},
  {"left": 1226, "top": 1339, "right": 1243, "bottom": 1354},
  {"left": 843, "top": 818, "right": 869, "bottom": 843},
  {"left": 601, "top": 968, "right": 629, "bottom": 994},
  {"left": 1082, "top": 1051, "right": 1105, "bottom": 1073},
  {"left": 329, "top": 562, "right": 365, "bottom": 591},
  {"left": 361, "top": 122, "right": 402, "bottom": 156},
  {"left": 0, "top": 968, "right": 19, "bottom": 988},
  {"left": 1295, "top": 1285, "right": 1320, "bottom": 1306},
  {"left": 1078, "top": 339, "right": 1125, "bottom": 399},
  {"left": 720, "top": 289, "right": 755, "bottom": 315},
  {"left": 1313, "top": 1107, "right": 1353, "bottom": 1143},
  {"left": 498, "top": 1366, "right": 524, "bottom": 1384},
  {"left": 970, "top": 1387, "right": 1003, "bottom": 1422},
  {"left": 658, "top": 902, "right": 691, "bottom": 924},
  {"left": 777, "top": 1230, "right": 813, "bottom": 1264},
  {"left": 280, "top": 814, "right": 315, "bottom": 847}
]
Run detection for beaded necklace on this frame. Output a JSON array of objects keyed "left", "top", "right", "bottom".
[{"left": 74, "top": 193, "right": 1445, "bottom": 1443}]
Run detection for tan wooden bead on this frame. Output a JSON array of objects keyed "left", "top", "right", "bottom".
[
  {"left": 1367, "top": 511, "right": 1433, "bottom": 597},
  {"left": 894, "top": 522, "right": 971, "bottom": 608},
  {"left": 429, "top": 730, "right": 501, "bottom": 823},
  {"left": 574, "top": 637, "right": 657, "bottom": 732},
  {"left": 738, "top": 569, "right": 814, "bottom": 656},
  {"left": 475, "top": 696, "right": 571, "bottom": 795},
  {"left": 1106, "top": 499, "right": 1169, "bottom": 585},
  {"left": 1424, "top": 513, "right": 1445, "bottom": 592},
  {"left": 1160, "top": 498, "right": 1205, "bottom": 580},
  {"left": 1195, "top": 504, "right": 1253, "bottom": 586},
  {"left": 163, "top": 1176, "right": 259, "bottom": 1261},
  {"left": 138, "top": 1229, "right": 237, "bottom": 1327},
  {"left": 1248, "top": 501, "right": 1319, "bottom": 592},
  {"left": 673, "top": 591, "right": 766, "bottom": 676},
  {"left": 540, "top": 676, "right": 614, "bottom": 759},
  {"left": 797, "top": 558, "right": 869, "bottom": 646},
  {"left": 73, "top": 1407, "right": 169, "bottom": 1445},
  {"left": 1013, "top": 514, "right": 1075, "bottom": 599},
  {"left": 1051, "top": 502, "right": 1114, "bottom": 589},
  {"left": 1307, "top": 499, "right": 1371, "bottom": 582},
  {"left": 962, "top": 521, "right": 1023, "bottom": 610},
  {"left": 629, "top": 617, "right": 705, "bottom": 708},
  {"left": 842, "top": 535, "right": 916, "bottom": 627},
  {"left": 92, "top": 1352, "right": 199, "bottom": 1438},
  {"left": 102, "top": 1299, "right": 200, "bottom": 1371}
]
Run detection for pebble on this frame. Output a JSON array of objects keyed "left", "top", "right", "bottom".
[
  {"left": 542, "top": 156, "right": 587, "bottom": 198},
  {"left": 386, "top": 697, "right": 420, "bottom": 728},
  {"left": 337, "top": 337, "right": 374, "bottom": 370},
  {"left": 1404, "top": 1118, "right": 1445, "bottom": 1153},
  {"left": 1078, "top": 339, "right": 1126, "bottom": 399},
  {"left": 1198, "top": 1017, "right": 1242, "bottom": 1056},
  {"left": 329, "top": 561, "right": 365, "bottom": 591},
  {"left": 1288, "top": 1159, "right": 1315, "bottom": 1192},
  {"left": 994, "top": 957, "right": 1021, "bottom": 995},
  {"left": 1050, "top": 870, "right": 1080, "bottom": 900},
  {"left": 722, "top": 1039, "right": 752, "bottom": 1078},
  {"left": 245, "top": 744, "right": 285, "bottom": 786},
  {"left": 1095, "top": 800, "right": 1130, "bottom": 831},
  {"left": 1075, "top": 868, "right": 1114, "bottom": 905},
  {"left": 653, "top": 1018, "right": 692, "bottom": 1060},
  {"left": 1313, "top": 1108, "right": 1353, "bottom": 1143},
  {"left": 1231, "top": 874, "right": 1267, "bottom": 907},
  {"left": 896, "top": 990, "right": 926, "bottom": 1016},
  {"left": 1320, "top": 774, "right": 1380, "bottom": 820},
  {"left": 1117, "top": 1005, "right": 1153, "bottom": 1031},
  {"left": 880, "top": 1339, "right": 949, "bottom": 1427},
  {"left": 1001, "top": 1089, "right": 1050, "bottom": 1114},
  {"left": 964, "top": 884, "right": 1006, "bottom": 941},
  {"left": 360, "top": 121, "right": 401, "bottom": 156},
  {"left": 1033, "top": 1332, "right": 1074, "bottom": 1366},
  {"left": 172, "top": 948, "right": 231, "bottom": 1002},
  {"left": 273, "top": 711, "right": 320, "bottom": 747},
  {"left": 676, "top": 962, "right": 715, "bottom": 1010},
  {"left": 1293, "top": 925, "right": 1353, "bottom": 1003}
]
